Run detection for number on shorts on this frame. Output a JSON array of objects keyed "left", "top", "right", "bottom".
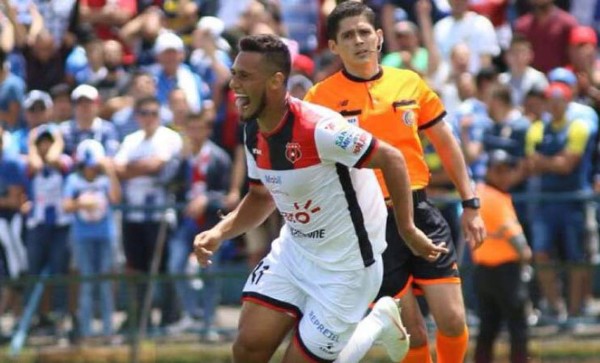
[{"left": 251, "top": 260, "right": 270, "bottom": 285}]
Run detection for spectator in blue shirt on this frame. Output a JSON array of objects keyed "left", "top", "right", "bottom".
[
  {"left": 63, "top": 139, "right": 121, "bottom": 339},
  {"left": 0, "top": 48, "right": 25, "bottom": 129}
]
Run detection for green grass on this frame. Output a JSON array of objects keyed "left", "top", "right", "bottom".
[{"left": 2, "top": 337, "right": 600, "bottom": 363}]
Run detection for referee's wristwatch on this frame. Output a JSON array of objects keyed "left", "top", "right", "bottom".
[{"left": 461, "top": 197, "right": 481, "bottom": 210}]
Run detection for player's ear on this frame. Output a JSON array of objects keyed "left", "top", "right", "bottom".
[
  {"left": 328, "top": 39, "right": 339, "bottom": 55},
  {"left": 269, "top": 72, "right": 286, "bottom": 89}
]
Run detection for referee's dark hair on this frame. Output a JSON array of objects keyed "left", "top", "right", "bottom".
[
  {"left": 326, "top": 1, "right": 377, "bottom": 41},
  {"left": 238, "top": 34, "right": 291, "bottom": 83}
]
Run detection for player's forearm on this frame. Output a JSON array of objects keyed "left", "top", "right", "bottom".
[{"left": 212, "top": 188, "right": 276, "bottom": 241}]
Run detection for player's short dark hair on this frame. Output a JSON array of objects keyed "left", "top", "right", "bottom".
[
  {"left": 238, "top": 34, "right": 291, "bottom": 82},
  {"left": 326, "top": 1, "right": 376, "bottom": 41}
]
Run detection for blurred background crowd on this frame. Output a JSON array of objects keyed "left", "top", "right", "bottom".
[{"left": 0, "top": 0, "right": 600, "bottom": 347}]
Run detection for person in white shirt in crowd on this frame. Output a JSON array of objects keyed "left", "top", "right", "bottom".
[
  {"left": 433, "top": 0, "right": 500, "bottom": 74},
  {"left": 114, "top": 95, "right": 182, "bottom": 329},
  {"left": 499, "top": 34, "right": 549, "bottom": 107}
]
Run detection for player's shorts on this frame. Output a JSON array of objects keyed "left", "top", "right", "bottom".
[
  {"left": 376, "top": 189, "right": 460, "bottom": 300},
  {"left": 242, "top": 237, "right": 383, "bottom": 362},
  {"left": 531, "top": 202, "right": 586, "bottom": 262}
]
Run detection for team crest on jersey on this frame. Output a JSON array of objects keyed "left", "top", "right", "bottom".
[
  {"left": 285, "top": 142, "right": 302, "bottom": 163},
  {"left": 402, "top": 110, "right": 415, "bottom": 126}
]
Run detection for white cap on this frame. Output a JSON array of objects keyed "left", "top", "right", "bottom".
[
  {"left": 71, "top": 84, "right": 99, "bottom": 101},
  {"left": 76, "top": 139, "right": 105, "bottom": 167},
  {"left": 196, "top": 16, "right": 230, "bottom": 51},
  {"left": 23, "top": 90, "right": 53, "bottom": 109},
  {"left": 154, "top": 32, "right": 185, "bottom": 54}
]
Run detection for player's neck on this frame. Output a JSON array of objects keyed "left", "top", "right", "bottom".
[
  {"left": 343, "top": 63, "right": 381, "bottom": 81},
  {"left": 257, "top": 94, "right": 289, "bottom": 133}
]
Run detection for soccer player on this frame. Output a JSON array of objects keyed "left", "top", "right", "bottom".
[
  {"left": 193, "top": 34, "right": 448, "bottom": 363},
  {"left": 305, "top": 2, "right": 486, "bottom": 362}
]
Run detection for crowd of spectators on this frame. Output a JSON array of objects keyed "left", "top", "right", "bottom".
[{"left": 0, "top": 0, "right": 599, "bottom": 345}]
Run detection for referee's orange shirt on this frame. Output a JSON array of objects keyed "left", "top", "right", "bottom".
[
  {"left": 472, "top": 183, "right": 522, "bottom": 266},
  {"left": 304, "top": 67, "right": 446, "bottom": 198}
]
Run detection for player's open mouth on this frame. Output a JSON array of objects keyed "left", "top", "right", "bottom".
[{"left": 235, "top": 94, "right": 250, "bottom": 112}]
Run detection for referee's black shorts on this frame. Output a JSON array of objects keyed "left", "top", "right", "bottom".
[{"left": 376, "top": 189, "right": 460, "bottom": 300}]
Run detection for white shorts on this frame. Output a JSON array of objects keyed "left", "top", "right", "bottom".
[{"left": 242, "top": 237, "right": 383, "bottom": 361}]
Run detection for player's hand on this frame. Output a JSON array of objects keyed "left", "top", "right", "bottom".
[
  {"left": 461, "top": 208, "right": 486, "bottom": 249},
  {"left": 401, "top": 227, "right": 449, "bottom": 262},
  {"left": 193, "top": 229, "right": 223, "bottom": 267}
]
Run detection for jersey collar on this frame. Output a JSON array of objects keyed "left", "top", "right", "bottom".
[{"left": 341, "top": 67, "right": 383, "bottom": 83}]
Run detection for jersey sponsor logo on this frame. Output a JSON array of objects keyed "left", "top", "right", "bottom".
[
  {"left": 345, "top": 116, "right": 359, "bottom": 125},
  {"left": 285, "top": 142, "right": 302, "bottom": 163},
  {"left": 403, "top": 110, "right": 415, "bottom": 126},
  {"left": 335, "top": 128, "right": 368, "bottom": 154},
  {"left": 281, "top": 199, "right": 321, "bottom": 224},
  {"left": 289, "top": 226, "right": 326, "bottom": 239},
  {"left": 263, "top": 174, "right": 282, "bottom": 185}
]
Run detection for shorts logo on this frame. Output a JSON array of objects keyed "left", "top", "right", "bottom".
[
  {"left": 403, "top": 110, "right": 415, "bottom": 126},
  {"left": 285, "top": 142, "right": 302, "bottom": 163}
]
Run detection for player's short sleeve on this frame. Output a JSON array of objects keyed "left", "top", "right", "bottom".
[
  {"left": 242, "top": 132, "right": 261, "bottom": 185},
  {"left": 314, "top": 115, "right": 378, "bottom": 168},
  {"left": 566, "top": 120, "right": 590, "bottom": 155},
  {"left": 415, "top": 76, "right": 446, "bottom": 130}
]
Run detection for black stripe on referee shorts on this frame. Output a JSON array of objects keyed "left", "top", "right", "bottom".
[{"left": 335, "top": 163, "right": 374, "bottom": 267}]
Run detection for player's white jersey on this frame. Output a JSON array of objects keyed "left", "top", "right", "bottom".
[{"left": 244, "top": 97, "right": 387, "bottom": 271}]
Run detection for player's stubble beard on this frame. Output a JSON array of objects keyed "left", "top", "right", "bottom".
[{"left": 241, "top": 90, "right": 267, "bottom": 122}]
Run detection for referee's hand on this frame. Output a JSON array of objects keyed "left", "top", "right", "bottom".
[{"left": 462, "top": 208, "right": 486, "bottom": 249}]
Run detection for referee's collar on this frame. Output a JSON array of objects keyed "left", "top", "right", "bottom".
[{"left": 341, "top": 67, "right": 383, "bottom": 82}]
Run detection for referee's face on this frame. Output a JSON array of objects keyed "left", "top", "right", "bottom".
[{"left": 330, "top": 15, "right": 381, "bottom": 68}]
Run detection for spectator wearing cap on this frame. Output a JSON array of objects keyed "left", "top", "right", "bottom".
[
  {"left": 499, "top": 34, "right": 549, "bottom": 107},
  {"left": 151, "top": 32, "right": 209, "bottom": 114},
  {"left": 473, "top": 149, "right": 531, "bottom": 363},
  {"left": 547, "top": 67, "right": 599, "bottom": 139},
  {"left": 0, "top": 48, "right": 25, "bottom": 129},
  {"left": 526, "top": 82, "right": 593, "bottom": 322},
  {"left": 189, "top": 16, "right": 232, "bottom": 118},
  {"left": 382, "top": 20, "right": 430, "bottom": 76},
  {"left": 11, "top": 90, "right": 53, "bottom": 156},
  {"left": 63, "top": 139, "right": 120, "bottom": 339},
  {"left": 59, "top": 84, "right": 119, "bottom": 157},
  {"left": 24, "top": 123, "right": 73, "bottom": 325},
  {"left": 514, "top": 0, "right": 578, "bottom": 73},
  {"left": 433, "top": 0, "right": 500, "bottom": 74},
  {"left": 566, "top": 26, "right": 600, "bottom": 111},
  {"left": 114, "top": 96, "right": 182, "bottom": 329}
]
